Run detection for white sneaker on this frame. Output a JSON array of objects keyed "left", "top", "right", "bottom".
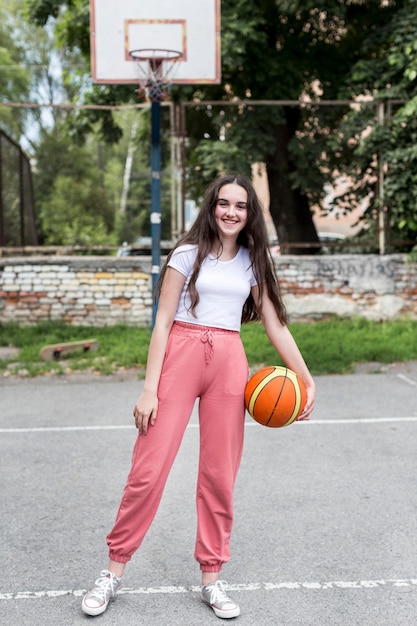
[
  {"left": 201, "top": 580, "right": 240, "bottom": 619},
  {"left": 81, "top": 569, "right": 123, "bottom": 616}
]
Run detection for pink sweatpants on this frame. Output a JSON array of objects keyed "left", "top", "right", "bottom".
[{"left": 106, "top": 321, "right": 249, "bottom": 572}]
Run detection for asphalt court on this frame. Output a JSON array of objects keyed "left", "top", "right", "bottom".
[{"left": 1, "top": 362, "right": 417, "bottom": 625}]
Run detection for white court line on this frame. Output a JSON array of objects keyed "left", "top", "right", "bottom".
[
  {"left": 397, "top": 373, "right": 417, "bottom": 387},
  {"left": 1, "top": 578, "right": 417, "bottom": 600},
  {"left": 1, "top": 416, "right": 417, "bottom": 434},
  {"left": 297, "top": 416, "right": 417, "bottom": 425}
]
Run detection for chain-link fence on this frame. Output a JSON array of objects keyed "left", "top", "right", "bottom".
[{"left": 0, "top": 130, "right": 38, "bottom": 246}]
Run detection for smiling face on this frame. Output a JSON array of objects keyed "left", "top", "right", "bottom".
[{"left": 214, "top": 183, "right": 248, "bottom": 242}]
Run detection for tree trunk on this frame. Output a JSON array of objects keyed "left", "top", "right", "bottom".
[
  {"left": 265, "top": 107, "right": 320, "bottom": 255},
  {"left": 120, "top": 119, "right": 139, "bottom": 214}
]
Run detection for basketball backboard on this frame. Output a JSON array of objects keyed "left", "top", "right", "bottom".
[{"left": 90, "top": 0, "right": 221, "bottom": 85}]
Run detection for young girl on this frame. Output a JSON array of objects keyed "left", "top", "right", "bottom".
[{"left": 82, "top": 174, "right": 315, "bottom": 619}]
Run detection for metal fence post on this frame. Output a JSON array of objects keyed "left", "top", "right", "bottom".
[{"left": 376, "top": 100, "right": 386, "bottom": 255}]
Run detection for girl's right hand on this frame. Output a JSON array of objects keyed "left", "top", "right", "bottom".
[
  {"left": 133, "top": 390, "right": 158, "bottom": 435},
  {"left": 296, "top": 381, "right": 315, "bottom": 421}
]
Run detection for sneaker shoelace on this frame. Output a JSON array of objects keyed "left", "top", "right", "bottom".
[
  {"left": 207, "top": 580, "right": 234, "bottom": 607},
  {"left": 88, "top": 571, "right": 119, "bottom": 602}
]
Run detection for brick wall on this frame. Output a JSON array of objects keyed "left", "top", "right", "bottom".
[
  {"left": 0, "top": 257, "right": 152, "bottom": 326},
  {"left": 0, "top": 254, "right": 416, "bottom": 326},
  {"left": 278, "top": 255, "right": 417, "bottom": 321}
]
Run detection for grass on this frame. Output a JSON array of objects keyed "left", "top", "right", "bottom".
[
  {"left": 0, "top": 318, "right": 416, "bottom": 377},
  {"left": 242, "top": 318, "right": 417, "bottom": 375}
]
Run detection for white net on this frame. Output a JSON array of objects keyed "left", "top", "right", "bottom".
[{"left": 129, "top": 48, "right": 182, "bottom": 102}]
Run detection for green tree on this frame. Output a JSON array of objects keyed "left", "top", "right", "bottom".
[
  {"left": 34, "top": 133, "right": 115, "bottom": 245},
  {"left": 41, "top": 175, "right": 115, "bottom": 245},
  {"left": 177, "top": 0, "right": 402, "bottom": 253},
  {"left": 25, "top": 0, "right": 415, "bottom": 253},
  {"left": 0, "top": 0, "right": 31, "bottom": 138},
  {"left": 24, "top": 0, "right": 174, "bottom": 244},
  {"left": 327, "top": 0, "right": 417, "bottom": 247}
]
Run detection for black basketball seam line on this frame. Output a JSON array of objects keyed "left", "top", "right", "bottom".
[
  {"left": 250, "top": 367, "right": 286, "bottom": 425},
  {"left": 248, "top": 366, "right": 275, "bottom": 417},
  {"left": 266, "top": 367, "right": 288, "bottom": 426}
]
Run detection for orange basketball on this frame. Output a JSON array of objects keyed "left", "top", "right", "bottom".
[{"left": 244, "top": 366, "right": 306, "bottom": 428}]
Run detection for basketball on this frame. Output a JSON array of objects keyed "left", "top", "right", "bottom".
[{"left": 244, "top": 366, "right": 307, "bottom": 428}]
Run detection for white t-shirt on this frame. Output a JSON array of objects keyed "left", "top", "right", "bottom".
[{"left": 167, "top": 244, "right": 258, "bottom": 331}]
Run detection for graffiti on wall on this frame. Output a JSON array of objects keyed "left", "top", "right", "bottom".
[{"left": 315, "top": 257, "right": 399, "bottom": 281}]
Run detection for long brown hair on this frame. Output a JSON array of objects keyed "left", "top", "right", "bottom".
[{"left": 157, "top": 174, "right": 288, "bottom": 325}]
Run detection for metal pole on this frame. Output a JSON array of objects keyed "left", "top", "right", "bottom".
[
  {"left": 0, "top": 133, "right": 4, "bottom": 246},
  {"left": 150, "top": 100, "right": 162, "bottom": 327},
  {"left": 377, "top": 101, "right": 386, "bottom": 256},
  {"left": 169, "top": 102, "right": 177, "bottom": 239},
  {"left": 19, "top": 149, "right": 25, "bottom": 245},
  {"left": 179, "top": 103, "right": 187, "bottom": 235}
]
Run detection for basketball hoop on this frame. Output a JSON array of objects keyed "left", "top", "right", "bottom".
[{"left": 129, "top": 48, "right": 182, "bottom": 102}]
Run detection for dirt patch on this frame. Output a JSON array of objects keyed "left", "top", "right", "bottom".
[{"left": 0, "top": 346, "right": 20, "bottom": 360}]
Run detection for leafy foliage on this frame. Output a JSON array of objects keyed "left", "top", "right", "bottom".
[
  {"left": 9, "top": 0, "right": 417, "bottom": 250},
  {"left": 40, "top": 175, "right": 115, "bottom": 245},
  {"left": 0, "top": 1, "right": 31, "bottom": 137},
  {"left": 324, "top": 0, "right": 417, "bottom": 246},
  {"left": 175, "top": 0, "right": 411, "bottom": 251}
]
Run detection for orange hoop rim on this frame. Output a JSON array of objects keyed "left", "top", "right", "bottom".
[
  {"left": 129, "top": 48, "right": 182, "bottom": 63},
  {"left": 129, "top": 48, "right": 183, "bottom": 101}
]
